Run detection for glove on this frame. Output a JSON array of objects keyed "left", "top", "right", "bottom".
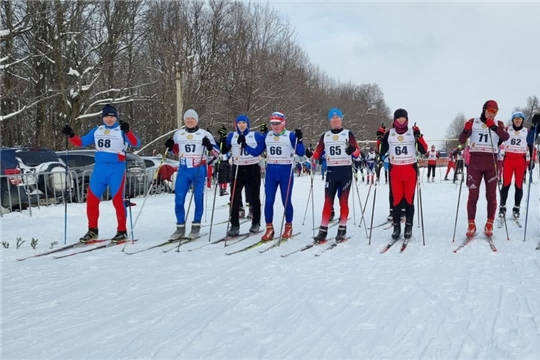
[
  {"left": 259, "top": 123, "right": 268, "bottom": 133},
  {"left": 202, "top": 137, "right": 214, "bottom": 151},
  {"left": 295, "top": 129, "right": 303, "bottom": 141},
  {"left": 532, "top": 113, "right": 540, "bottom": 126},
  {"left": 464, "top": 120, "right": 473, "bottom": 132},
  {"left": 219, "top": 154, "right": 228, "bottom": 161},
  {"left": 165, "top": 138, "right": 174, "bottom": 151},
  {"left": 412, "top": 125, "right": 421, "bottom": 138},
  {"left": 305, "top": 149, "right": 313, "bottom": 158},
  {"left": 485, "top": 118, "right": 497, "bottom": 130},
  {"left": 61, "top": 124, "right": 75, "bottom": 138},
  {"left": 237, "top": 134, "right": 247, "bottom": 148},
  {"left": 119, "top": 120, "right": 130, "bottom": 132},
  {"left": 376, "top": 125, "right": 386, "bottom": 139},
  {"left": 218, "top": 125, "right": 228, "bottom": 138},
  {"left": 345, "top": 144, "right": 356, "bottom": 155}
]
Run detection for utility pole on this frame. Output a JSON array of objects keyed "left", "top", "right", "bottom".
[{"left": 175, "top": 62, "right": 183, "bottom": 128}]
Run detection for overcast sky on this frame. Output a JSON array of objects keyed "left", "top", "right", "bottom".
[{"left": 268, "top": 1, "right": 539, "bottom": 142}]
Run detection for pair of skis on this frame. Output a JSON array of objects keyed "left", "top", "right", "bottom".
[
  {"left": 16, "top": 239, "right": 122, "bottom": 261},
  {"left": 497, "top": 216, "right": 522, "bottom": 228},
  {"left": 187, "top": 231, "right": 262, "bottom": 251},
  {"left": 225, "top": 232, "right": 301, "bottom": 255},
  {"left": 54, "top": 239, "right": 138, "bottom": 258},
  {"left": 453, "top": 232, "right": 497, "bottom": 253},
  {"left": 123, "top": 234, "right": 208, "bottom": 255},
  {"left": 380, "top": 236, "right": 411, "bottom": 254},
  {"left": 279, "top": 236, "right": 350, "bottom": 258}
]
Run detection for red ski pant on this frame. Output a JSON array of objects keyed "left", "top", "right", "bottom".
[
  {"left": 389, "top": 164, "right": 417, "bottom": 207},
  {"left": 466, "top": 153, "right": 498, "bottom": 221}
]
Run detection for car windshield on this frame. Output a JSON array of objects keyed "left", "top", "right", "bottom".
[{"left": 16, "top": 150, "right": 59, "bottom": 166}]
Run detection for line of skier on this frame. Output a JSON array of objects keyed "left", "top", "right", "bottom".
[{"left": 60, "top": 101, "right": 540, "bottom": 245}]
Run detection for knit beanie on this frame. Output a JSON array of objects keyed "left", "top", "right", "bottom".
[
  {"left": 102, "top": 104, "right": 118, "bottom": 118},
  {"left": 183, "top": 109, "right": 199, "bottom": 123}
]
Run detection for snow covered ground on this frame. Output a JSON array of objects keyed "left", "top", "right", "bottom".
[{"left": 2, "top": 168, "right": 540, "bottom": 360}]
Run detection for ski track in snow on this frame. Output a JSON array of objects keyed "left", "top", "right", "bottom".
[{"left": 2, "top": 174, "right": 540, "bottom": 360}]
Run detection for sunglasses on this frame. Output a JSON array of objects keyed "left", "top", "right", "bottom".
[
  {"left": 270, "top": 122, "right": 282, "bottom": 126},
  {"left": 486, "top": 107, "right": 499, "bottom": 113}
]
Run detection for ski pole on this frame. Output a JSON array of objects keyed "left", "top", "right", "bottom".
[
  {"left": 122, "top": 147, "right": 169, "bottom": 252},
  {"left": 63, "top": 135, "right": 69, "bottom": 245},
  {"left": 523, "top": 125, "right": 538, "bottom": 242},
  {"left": 488, "top": 128, "right": 510, "bottom": 241},
  {"left": 224, "top": 158, "right": 240, "bottom": 247}
]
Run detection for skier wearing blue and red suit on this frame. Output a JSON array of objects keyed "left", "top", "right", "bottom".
[
  {"left": 242, "top": 111, "right": 305, "bottom": 241},
  {"left": 309, "top": 108, "right": 360, "bottom": 243},
  {"left": 379, "top": 108, "right": 428, "bottom": 240},
  {"left": 498, "top": 112, "right": 529, "bottom": 221},
  {"left": 165, "top": 109, "right": 220, "bottom": 240},
  {"left": 61, "top": 104, "right": 141, "bottom": 243}
]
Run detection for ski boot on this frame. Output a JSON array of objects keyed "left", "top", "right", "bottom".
[
  {"left": 391, "top": 223, "right": 401, "bottom": 240},
  {"left": 249, "top": 223, "right": 260, "bottom": 233},
  {"left": 227, "top": 225, "right": 240, "bottom": 237},
  {"left": 336, "top": 225, "right": 347, "bottom": 242},
  {"left": 188, "top": 223, "right": 201, "bottom": 239},
  {"left": 261, "top": 223, "right": 274, "bottom": 241},
  {"left": 404, "top": 223, "right": 413, "bottom": 239},
  {"left": 170, "top": 224, "right": 186, "bottom": 240},
  {"left": 111, "top": 231, "right": 128, "bottom": 243},
  {"left": 313, "top": 226, "right": 328, "bottom": 244},
  {"left": 80, "top": 228, "right": 99, "bottom": 243},
  {"left": 512, "top": 206, "right": 520, "bottom": 220},
  {"left": 484, "top": 219, "right": 494, "bottom": 237},
  {"left": 498, "top": 205, "right": 506, "bottom": 219},
  {"left": 466, "top": 221, "right": 476, "bottom": 238},
  {"left": 281, "top": 222, "right": 293, "bottom": 239}
]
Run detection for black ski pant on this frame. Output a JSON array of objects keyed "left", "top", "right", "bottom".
[{"left": 230, "top": 164, "right": 261, "bottom": 227}]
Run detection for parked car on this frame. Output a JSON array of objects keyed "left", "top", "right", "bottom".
[
  {"left": 1, "top": 147, "right": 73, "bottom": 210},
  {"left": 0, "top": 148, "right": 38, "bottom": 210},
  {"left": 141, "top": 156, "right": 179, "bottom": 194},
  {"left": 57, "top": 149, "right": 150, "bottom": 202}
]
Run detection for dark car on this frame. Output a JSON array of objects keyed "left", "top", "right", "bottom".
[
  {"left": 0, "top": 147, "right": 72, "bottom": 210},
  {"left": 0, "top": 148, "right": 37, "bottom": 211},
  {"left": 57, "top": 149, "right": 150, "bottom": 202}
]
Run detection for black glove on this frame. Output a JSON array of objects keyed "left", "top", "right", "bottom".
[
  {"left": 345, "top": 144, "right": 356, "bottom": 155},
  {"left": 305, "top": 149, "right": 313, "bottom": 158},
  {"left": 218, "top": 125, "right": 228, "bottom": 138},
  {"left": 376, "top": 125, "right": 386, "bottom": 139},
  {"left": 259, "top": 123, "right": 268, "bottom": 133},
  {"left": 237, "top": 134, "right": 247, "bottom": 148},
  {"left": 412, "top": 125, "right": 421, "bottom": 138},
  {"left": 165, "top": 138, "right": 174, "bottom": 151},
  {"left": 532, "top": 113, "right": 540, "bottom": 126},
  {"left": 202, "top": 136, "right": 214, "bottom": 151},
  {"left": 61, "top": 124, "right": 75, "bottom": 138},
  {"left": 295, "top": 129, "right": 303, "bottom": 142},
  {"left": 119, "top": 120, "right": 130, "bottom": 132}
]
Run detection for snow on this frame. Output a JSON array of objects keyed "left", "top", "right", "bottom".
[
  {"left": 67, "top": 67, "right": 80, "bottom": 77},
  {"left": 2, "top": 169, "right": 540, "bottom": 360}
]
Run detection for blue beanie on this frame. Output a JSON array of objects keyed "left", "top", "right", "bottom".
[
  {"left": 235, "top": 114, "right": 250, "bottom": 129},
  {"left": 102, "top": 104, "right": 118, "bottom": 118},
  {"left": 328, "top": 108, "right": 343, "bottom": 120}
]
